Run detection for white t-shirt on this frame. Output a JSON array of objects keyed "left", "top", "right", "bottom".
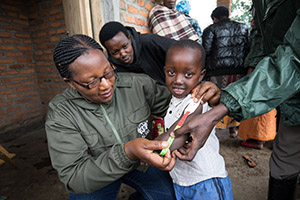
[{"left": 164, "top": 94, "right": 228, "bottom": 186}]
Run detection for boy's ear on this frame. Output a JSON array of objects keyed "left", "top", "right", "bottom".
[{"left": 198, "top": 69, "right": 206, "bottom": 82}]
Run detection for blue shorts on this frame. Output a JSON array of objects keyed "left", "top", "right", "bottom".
[{"left": 173, "top": 176, "right": 233, "bottom": 200}]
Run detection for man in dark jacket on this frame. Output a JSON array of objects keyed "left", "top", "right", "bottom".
[
  {"left": 201, "top": 6, "right": 249, "bottom": 137},
  {"left": 202, "top": 6, "right": 249, "bottom": 78},
  {"left": 99, "top": 21, "right": 175, "bottom": 85}
]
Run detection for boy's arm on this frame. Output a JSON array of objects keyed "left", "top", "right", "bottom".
[{"left": 155, "top": 104, "right": 203, "bottom": 153}]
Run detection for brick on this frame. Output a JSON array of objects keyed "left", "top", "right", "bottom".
[
  {"left": 23, "top": 52, "right": 33, "bottom": 56},
  {"left": 124, "top": 14, "right": 134, "bottom": 23},
  {"left": 9, "top": 64, "right": 25, "bottom": 69},
  {"left": 137, "top": 0, "right": 145, "bottom": 7},
  {"left": 139, "top": 10, "right": 149, "bottom": 18},
  {"left": 49, "top": 8, "right": 60, "bottom": 15},
  {"left": 0, "top": 17, "right": 11, "bottom": 23},
  {"left": 128, "top": 5, "right": 138, "bottom": 14},
  {"left": 0, "top": 45, "right": 15, "bottom": 50},
  {"left": 0, "top": 31, "right": 11, "bottom": 38},
  {"left": 17, "top": 57, "right": 32, "bottom": 63},
  {"left": 0, "top": 65, "right": 6, "bottom": 71},
  {"left": 17, "top": 45, "right": 32, "bottom": 51},
  {"left": 1, "top": 4, "right": 18, "bottom": 12},
  {"left": 0, "top": 77, "right": 11, "bottom": 83},
  {"left": 41, "top": 2, "right": 52, "bottom": 9},
  {"left": 37, "top": 32, "right": 47, "bottom": 37},
  {"left": 55, "top": 13, "right": 64, "bottom": 20},
  {"left": 13, "top": 76, "right": 28, "bottom": 81},
  {"left": 1, "top": 70, "right": 18, "bottom": 76},
  {"left": 12, "top": 19, "right": 29, "bottom": 26},
  {"left": 6, "top": 106, "right": 22, "bottom": 113},
  {"left": 23, "top": 39, "right": 32, "bottom": 44},
  {"left": 50, "top": 35, "right": 61, "bottom": 42},
  {"left": 6, "top": 82, "right": 22, "bottom": 88},
  {"left": 16, "top": 33, "right": 31, "bottom": 38},
  {"left": 7, "top": 11, "right": 18, "bottom": 18},
  {"left": 135, "top": 17, "right": 145, "bottom": 26},
  {"left": 0, "top": 101, "right": 13, "bottom": 107},
  {"left": 0, "top": 58, "right": 14, "bottom": 64},
  {"left": 3, "top": 38, "right": 20, "bottom": 44},
  {"left": 16, "top": 98, "right": 31, "bottom": 104},
  {"left": 2, "top": 25, "right": 22, "bottom": 31},
  {"left": 7, "top": 93, "right": 22, "bottom": 99},
  {"left": 19, "top": 14, "right": 28, "bottom": 20},
  {"left": 7, "top": 52, "right": 23, "bottom": 57},
  {"left": 53, "top": 0, "right": 62, "bottom": 6},
  {"left": 0, "top": 89, "right": 13, "bottom": 95},
  {"left": 145, "top": 3, "right": 153, "bottom": 11},
  {"left": 20, "top": 69, "right": 34, "bottom": 74},
  {"left": 16, "top": 86, "right": 30, "bottom": 92},
  {"left": 48, "top": 29, "right": 56, "bottom": 35},
  {"left": 50, "top": 21, "right": 61, "bottom": 27},
  {"left": 39, "top": 24, "right": 50, "bottom": 30},
  {"left": 120, "top": 0, "right": 126, "bottom": 10},
  {"left": 56, "top": 27, "right": 66, "bottom": 34},
  {"left": 15, "top": 111, "right": 28, "bottom": 117}
]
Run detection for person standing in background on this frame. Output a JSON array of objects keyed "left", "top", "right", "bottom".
[
  {"left": 176, "top": 0, "right": 202, "bottom": 43},
  {"left": 202, "top": 6, "right": 249, "bottom": 138},
  {"left": 149, "top": 0, "right": 199, "bottom": 42}
]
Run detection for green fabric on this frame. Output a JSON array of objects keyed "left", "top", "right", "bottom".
[
  {"left": 45, "top": 73, "right": 171, "bottom": 193},
  {"left": 221, "top": 5, "right": 300, "bottom": 126}
]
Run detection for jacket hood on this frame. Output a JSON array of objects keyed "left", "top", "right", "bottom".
[{"left": 107, "top": 27, "right": 143, "bottom": 67}]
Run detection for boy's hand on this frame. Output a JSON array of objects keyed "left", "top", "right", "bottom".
[
  {"left": 191, "top": 81, "right": 221, "bottom": 106},
  {"left": 124, "top": 138, "right": 176, "bottom": 171}
]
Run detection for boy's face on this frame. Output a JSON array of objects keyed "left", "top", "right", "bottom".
[{"left": 165, "top": 47, "right": 205, "bottom": 98}]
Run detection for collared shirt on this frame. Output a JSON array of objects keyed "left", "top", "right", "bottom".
[{"left": 165, "top": 94, "right": 227, "bottom": 186}]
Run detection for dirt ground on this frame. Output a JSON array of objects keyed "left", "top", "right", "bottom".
[{"left": 0, "top": 127, "right": 299, "bottom": 200}]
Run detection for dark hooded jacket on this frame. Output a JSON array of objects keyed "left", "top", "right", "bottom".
[
  {"left": 202, "top": 18, "right": 249, "bottom": 77},
  {"left": 107, "top": 27, "right": 175, "bottom": 85}
]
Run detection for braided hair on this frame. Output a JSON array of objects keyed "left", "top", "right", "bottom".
[{"left": 53, "top": 34, "right": 103, "bottom": 78}]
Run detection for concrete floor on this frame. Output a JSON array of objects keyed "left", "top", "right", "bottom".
[{"left": 0, "top": 127, "right": 299, "bottom": 200}]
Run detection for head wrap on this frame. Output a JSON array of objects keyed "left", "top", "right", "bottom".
[{"left": 176, "top": 0, "right": 191, "bottom": 14}]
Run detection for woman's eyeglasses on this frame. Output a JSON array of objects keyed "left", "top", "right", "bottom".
[{"left": 71, "top": 64, "right": 116, "bottom": 89}]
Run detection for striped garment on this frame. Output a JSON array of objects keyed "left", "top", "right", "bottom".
[{"left": 149, "top": 4, "right": 199, "bottom": 41}]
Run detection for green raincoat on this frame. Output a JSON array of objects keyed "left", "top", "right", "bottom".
[{"left": 221, "top": 1, "right": 300, "bottom": 126}]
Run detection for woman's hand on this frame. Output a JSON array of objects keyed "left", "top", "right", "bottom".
[
  {"left": 191, "top": 81, "right": 221, "bottom": 106},
  {"left": 174, "top": 103, "right": 229, "bottom": 161},
  {"left": 124, "top": 138, "right": 176, "bottom": 171}
]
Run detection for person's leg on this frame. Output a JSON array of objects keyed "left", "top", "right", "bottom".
[
  {"left": 123, "top": 166, "right": 175, "bottom": 200},
  {"left": 69, "top": 179, "right": 122, "bottom": 200},
  {"left": 268, "top": 119, "right": 300, "bottom": 200},
  {"left": 173, "top": 176, "right": 233, "bottom": 200}
]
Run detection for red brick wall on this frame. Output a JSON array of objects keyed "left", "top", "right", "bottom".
[
  {"left": 0, "top": 0, "right": 66, "bottom": 134},
  {"left": 120, "top": 0, "right": 156, "bottom": 33},
  {"left": 217, "top": 0, "right": 231, "bottom": 10}
]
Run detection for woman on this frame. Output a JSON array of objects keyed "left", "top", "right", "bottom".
[{"left": 46, "top": 34, "right": 220, "bottom": 199}]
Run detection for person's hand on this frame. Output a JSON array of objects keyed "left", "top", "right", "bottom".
[
  {"left": 174, "top": 103, "right": 229, "bottom": 161},
  {"left": 191, "top": 81, "right": 221, "bottom": 106},
  {"left": 124, "top": 138, "right": 176, "bottom": 171}
]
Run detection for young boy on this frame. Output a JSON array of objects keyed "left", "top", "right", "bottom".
[{"left": 161, "top": 40, "right": 233, "bottom": 199}]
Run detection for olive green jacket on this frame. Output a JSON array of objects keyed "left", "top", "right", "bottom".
[
  {"left": 45, "top": 73, "right": 171, "bottom": 193},
  {"left": 221, "top": 5, "right": 300, "bottom": 126}
]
